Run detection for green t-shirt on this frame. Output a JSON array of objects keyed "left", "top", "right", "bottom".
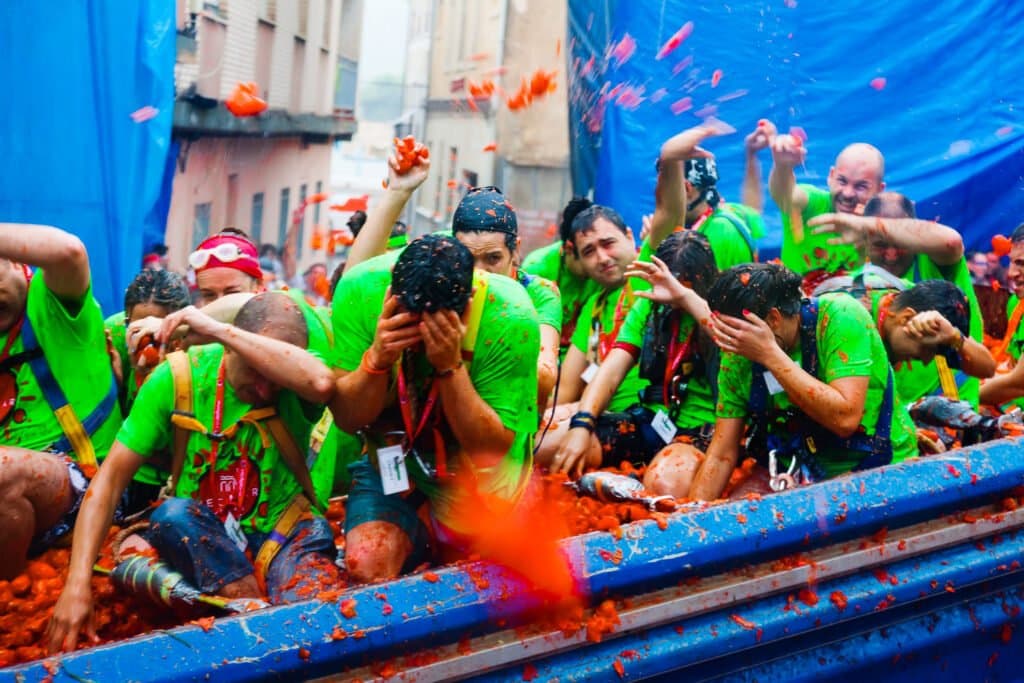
[
  {"left": 116, "top": 344, "right": 322, "bottom": 534},
  {"left": 780, "top": 184, "right": 859, "bottom": 275},
  {"left": 518, "top": 271, "right": 562, "bottom": 332},
  {"left": 616, "top": 298, "right": 715, "bottom": 429},
  {"left": 0, "top": 274, "right": 121, "bottom": 461},
  {"left": 570, "top": 284, "right": 650, "bottom": 412},
  {"left": 332, "top": 253, "right": 540, "bottom": 525},
  {"left": 716, "top": 293, "right": 917, "bottom": 478},
  {"left": 886, "top": 255, "right": 983, "bottom": 408},
  {"left": 521, "top": 241, "right": 601, "bottom": 353},
  {"left": 698, "top": 203, "right": 765, "bottom": 272}
]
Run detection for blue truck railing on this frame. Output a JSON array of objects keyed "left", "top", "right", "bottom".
[{"left": 5, "top": 439, "right": 1024, "bottom": 682}]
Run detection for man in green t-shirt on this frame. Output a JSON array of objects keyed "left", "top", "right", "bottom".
[
  {"left": 521, "top": 196, "right": 601, "bottom": 356},
  {"left": 49, "top": 294, "right": 340, "bottom": 653},
  {"left": 808, "top": 192, "right": 983, "bottom": 407},
  {"left": 647, "top": 263, "right": 918, "bottom": 501},
  {"left": 558, "top": 205, "right": 651, "bottom": 411},
  {"left": 330, "top": 235, "right": 539, "bottom": 583},
  {"left": 680, "top": 158, "right": 764, "bottom": 270},
  {"left": 451, "top": 186, "right": 562, "bottom": 407},
  {"left": 539, "top": 232, "right": 718, "bottom": 476},
  {"left": 768, "top": 132, "right": 885, "bottom": 276},
  {"left": 0, "top": 223, "right": 123, "bottom": 580}
]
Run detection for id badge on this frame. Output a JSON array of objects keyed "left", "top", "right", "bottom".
[
  {"left": 224, "top": 512, "right": 248, "bottom": 552},
  {"left": 651, "top": 409, "right": 678, "bottom": 444},
  {"left": 377, "top": 445, "right": 410, "bottom": 495},
  {"left": 763, "top": 371, "right": 785, "bottom": 395},
  {"left": 581, "top": 362, "right": 600, "bottom": 384}
]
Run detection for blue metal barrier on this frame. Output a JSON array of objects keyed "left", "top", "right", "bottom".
[{"left": 5, "top": 440, "right": 1024, "bottom": 682}]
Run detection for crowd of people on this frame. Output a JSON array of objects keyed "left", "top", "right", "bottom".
[{"left": 1, "top": 121, "right": 1021, "bottom": 655}]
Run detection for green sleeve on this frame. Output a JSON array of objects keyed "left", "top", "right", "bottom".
[
  {"left": 28, "top": 273, "right": 102, "bottom": 346},
  {"left": 818, "top": 296, "right": 874, "bottom": 381},
  {"left": 469, "top": 283, "right": 540, "bottom": 435},
  {"left": 715, "top": 351, "right": 753, "bottom": 420},
  {"left": 115, "top": 360, "right": 174, "bottom": 456},
  {"left": 331, "top": 267, "right": 382, "bottom": 373},
  {"left": 525, "top": 276, "right": 563, "bottom": 331},
  {"left": 616, "top": 297, "right": 652, "bottom": 348}
]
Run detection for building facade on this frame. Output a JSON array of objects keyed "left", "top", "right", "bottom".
[
  {"left": 166, "top": 0, "right": 362, "bottom": 272},
  {"left": 414, "top": 0, "right": 570, "bottom": 253}
]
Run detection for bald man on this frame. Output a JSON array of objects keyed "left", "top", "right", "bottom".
[
  {"left": 49, "top": 293, "right": 339, "bottom": 652},
  {"left": 768, "top": 133, "right": 885, "bottom": 277}
]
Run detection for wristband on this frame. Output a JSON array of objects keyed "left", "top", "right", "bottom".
[
  {"left": 361, "top": 350, "right": 390, "bottom": 375},
  {"left": 569, "top": 410, "right": 598, "bottom": 433},
  {"left": 435, "top": 361, "right": 463, "bottom": 379}
]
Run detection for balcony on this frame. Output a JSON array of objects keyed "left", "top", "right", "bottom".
[{"left": 172, "top": 98, "right": 357, "bottom": 143}]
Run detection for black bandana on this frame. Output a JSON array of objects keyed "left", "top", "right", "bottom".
[
  {"left": 684, "top": 158, "right": 721, "bottom": 210},
  {"left": 452, "top": 186, "right": 518, "bottom": 236}
]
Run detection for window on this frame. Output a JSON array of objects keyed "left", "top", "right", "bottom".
[
  {"left": 226, "top": 173, "right": 239, "bottom": 227},
  {"left": 298, "top": 183, "right": 307, "bottom": 259},
  {"left": 251, "top": 192, "right": 265, "bottom": 245},
  {"left": 255, "top": 21, "right": 274, "bottom": 98},
  {"left": 192, "top": 202, "right": 212, "bottom": 250},
  {"left": 278, "top": 187, "right": 291, "bottom": 248},
  {"left": 334, "top": 57, "right": 358, "bottom": 110},
  {"left": 291, "top": 37, "right": 306, "bottom": 112}
]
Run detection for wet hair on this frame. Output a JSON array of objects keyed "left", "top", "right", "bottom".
[
  {"left": 217, "top": 227, "right": 255, "bottom": 244},
  {"left": 149, "top": 243, "right": 169, "bottom": 256},
  {"left": 234, "top": 292, "right": 309, "bottom": 348},
  {"left": 123, "top": 269, "right": 191, "bottom": 317},
  {"left": 348, "top": 210, "right": 368, "bottom": 238},
  {"left": 259, "top": 243, "right": 279, "bottom": 258},
  {"left": 1010, "top": 223, "right": 1024, "bottom": 244},
  {"left": 654, "top": 231, "right": 718, "bottom": 299},
  {"left": 559, "top": 196, "right": 594, "bottom": 243},
  {"left": 891, "top": 280, "right": 970, "bottom": 337},
  {"left": 568, "top": 205, "right": 630, "bottom": 255},
  {"left": 391, "top": 221, "right": 408, "bottom": 237},
  {"left": 708, "top": 263, "right": 803, "bottom": 319},
  {"left": 864, "top": 192, "right": 916, "bottom": 219},
  {"left": 392, "top": 234, "right": 474, "bottom": 313},
  {"left": 452, "top": 186, "right": 517, "bottom": 253}
]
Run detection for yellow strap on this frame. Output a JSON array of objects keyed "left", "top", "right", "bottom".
[
  {"left": 935, "top": 356, "right": 960, "bottom": 400},
  {"left": 253, "top": 494, "right": 312, "bottom": 584},
  {"left": 995, "top": 299, "right": 1024, "bottom": 363},
  {"left": 54, "top": 405, "right": 96, "bottom": 469},
  {"left": 460, "top": 270, "right": 489, "bottom": 371},
  {"left": 309, "top": 409, "right": 333, "bottom": 455}
]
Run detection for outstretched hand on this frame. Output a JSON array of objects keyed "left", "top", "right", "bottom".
[
  {"left": 627, "top": 256, "right": 690, "bottom": 308},
  {"left": 807, "top": 212, "right": 872, "bottom": 247},
  {"left": 769, "top": 133, "right": 807, "bottom": 169}
]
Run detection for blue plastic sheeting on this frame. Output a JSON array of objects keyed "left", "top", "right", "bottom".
[
  {"left": 0, "top": 0, "right": 176, "bottom": 313},
  {"left": 7, "top": 441, "right": 1024, "bottom": 681},
  {"left": 567, "top": 0, "right": 1024, "bottom": 256}
]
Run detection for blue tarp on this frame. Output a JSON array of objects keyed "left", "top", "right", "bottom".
[
  {"left": 568, "top": 0, "right": 1024, "bottom": 257},
  {"left": 0, "top": 0, "right": 176, "bottom": 313}
]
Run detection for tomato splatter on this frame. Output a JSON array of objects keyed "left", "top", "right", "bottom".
[{"left": 830, "top": 591, "right": 848, "bottom": 611}]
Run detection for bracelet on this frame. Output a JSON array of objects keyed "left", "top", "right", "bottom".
[
  {"left": 569, "top": 410, "right": 598, "bottom": 433},
  {"left": 361, "top": 350, "right": 390, "bottom": 375},
  {"left": 435, "top": 361, "right": 463, "bottom": 379}
]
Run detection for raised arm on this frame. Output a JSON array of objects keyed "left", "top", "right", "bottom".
[
  {"left": 741, "top": 120, "right": 776, "bottom": 212},
  {"left": 0, "top": 223, "right": 90, "bottom": 299},
  {"left": 808, "top": 213, "right": 965, "bottom": 266},
  {"left": 649, "top": 127, "right": 717, "bottom": 250},
  {"left": 344, "top": 151, "right": 430, "bottom": 273},
  {"left": 767, "top": 131, "right": 810, "bottom": 217}
]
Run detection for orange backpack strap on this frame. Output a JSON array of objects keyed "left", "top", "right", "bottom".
[{"left": 995, "top": 298, "right": 1024, "bottom": 363}]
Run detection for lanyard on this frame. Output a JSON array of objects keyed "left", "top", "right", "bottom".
[
  {"left": 207, "top": 359, "right": 227, "bottom": 471},
  {"left": 688, "top": 204, "right": 716, "bottom": 231},
  {"left": 663, "top": 315, "right": 693, "bottom": 406},
  {"left": 596, "top": 282, "right": 634, "bottom": 361},
  {"left": 396, "top": 356, "right": 447, "bottom": 477}
]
